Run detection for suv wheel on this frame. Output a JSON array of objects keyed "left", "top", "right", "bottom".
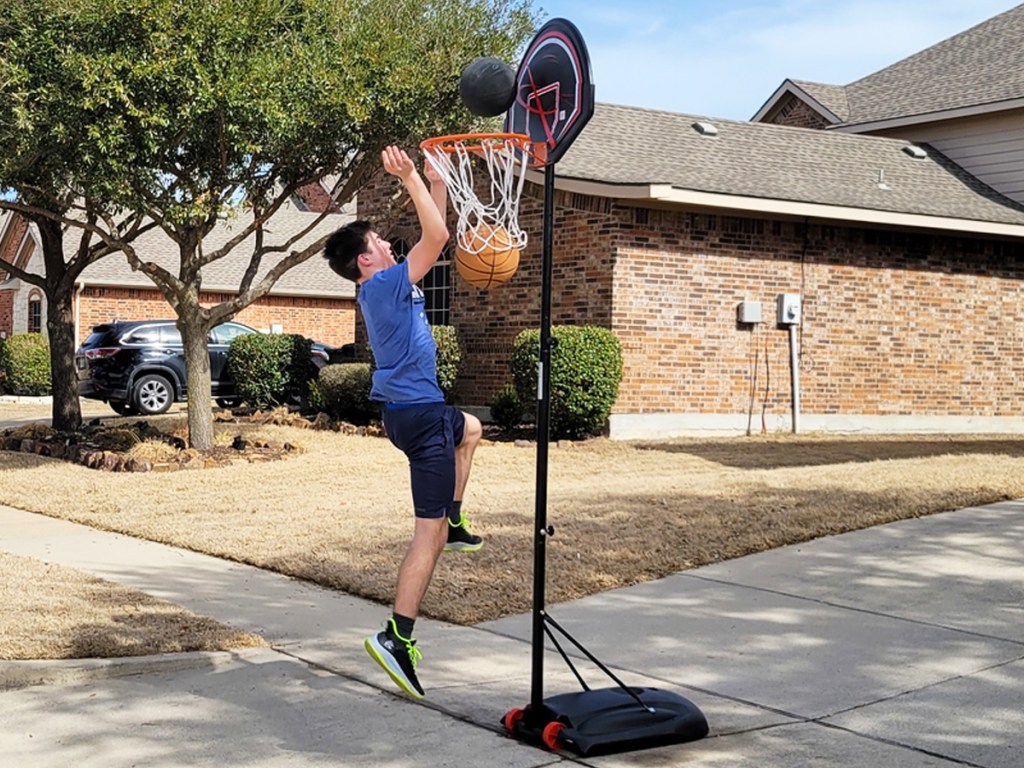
[
  {"left": 133, "top": 374, "right": 174, "bottom": 415},
  {"left": 216, "top": 397, "right": 242, "bottom": 408},
  {"left": 109, "top": 400, "right": 138, "bottom": 416}
]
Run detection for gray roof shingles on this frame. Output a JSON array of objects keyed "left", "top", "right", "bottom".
[
  {"left": 556, "top": 102, "right": 1024, "bottom": 226},
  {"left": 79, "top": 202, "right": 354, "bottom": 298}
]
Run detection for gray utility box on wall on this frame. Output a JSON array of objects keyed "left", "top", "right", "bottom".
[
  {"left": 776, "top": 293, "right": 801, "bottom": 325},
  {"left": 737, "top": 301, "right": 762, "bottom": 324}
]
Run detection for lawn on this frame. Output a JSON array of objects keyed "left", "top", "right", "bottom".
[{"left": 3, "top": 399, "right": 1024, "bottom": 659}]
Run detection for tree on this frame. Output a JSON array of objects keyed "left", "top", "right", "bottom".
[
  {"left": 0, "top": 1, "right": 157, "bottom": 431},
  {"left": 2, "top": 0, "right": 535, "bottom": 449}
]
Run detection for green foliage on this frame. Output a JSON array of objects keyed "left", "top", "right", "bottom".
[
  {"left": 283, "top": 335, "right": 319, "bottom": 400},
  {"left": 510, "top": 326, "right": 624, "bottom": 440},
  {"left": 1, "top": 0, "right": 537, "bottom": 216},
  {"left": 226, "top": 333, "right": 314, "bottom": 409},
  {"left": 0, "top": 333, "right": 51, "bottom": 396},
  {"left": 431, "top": 325, "right": 462, "bottom": 402},
  {"left": 489, "top": 382, "right": 524, "bottom": 433},
  {"left": 316, "top": 363, "right": 379, "bottom": 425}
]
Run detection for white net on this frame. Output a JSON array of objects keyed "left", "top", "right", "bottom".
[{"left": 421, "top": 134, "right": 534, "bottom": 255}]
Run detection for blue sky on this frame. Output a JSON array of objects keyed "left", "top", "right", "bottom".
[{"left": 532, "top": 1, "right": 1022, "bottom": 120}]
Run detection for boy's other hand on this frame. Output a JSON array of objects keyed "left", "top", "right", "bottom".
[{"left": 381, "top": 145, "right": 415, "bottom": 181}]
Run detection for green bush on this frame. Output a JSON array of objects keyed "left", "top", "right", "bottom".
[
  {"left": 0, "top": 333, "right": 51, "bottom": 396},
  {"left": 316, "top": 363, "right": 379, "bottom": 424},
  {"left": 510, "top": 325, "right": 623, "bottom": 440},
  {"left": 227, "top": 333, "right": 316, "bottom": 409},
  {"left": 431, "top": 325, "right": 462, "bottom": 402},
  {"left": 489, "top": 382, "right": 524, "bottom": 433}
]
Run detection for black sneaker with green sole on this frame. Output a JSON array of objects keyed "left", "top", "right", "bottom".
[
  {"left": 364, "top": 619, "right": 424, "bottom": 698},
  {"left": 445, "top": 511, "right": 483, "bottom": 552}
]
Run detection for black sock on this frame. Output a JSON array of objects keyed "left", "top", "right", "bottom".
[
  {"left": 449, "top": 500, "right": 462, "bottom": 525},
  {"left": 391, "top": 612, "right": 415, "bottom": 640}
]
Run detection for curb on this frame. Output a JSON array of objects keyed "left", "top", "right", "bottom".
[
  {"left": 0, "top": 395, "right": 53, "bottom": 404},
  {"left": 0, "top": 647, "right": 274, "bottom": 690}
]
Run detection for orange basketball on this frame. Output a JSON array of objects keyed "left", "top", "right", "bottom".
[{"left": 455, "top": 223, "right": 520, "bottom": 289}]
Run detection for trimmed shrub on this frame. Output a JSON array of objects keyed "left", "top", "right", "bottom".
[
  {"left": 431, "top": 325, "right": 462, "bottom": 402},
  {"left": 316, "top": 363, "right": 379, "bottom": 424},
  {"left": 227, "top": 333, "right": 316, "bottom": 409},
  {"left": 510, "top": 325, "right": 623, "bottom": 440},
  {"left": 489, "top": 382, "right": 524, "bottom": 433},
  {"left": 1, "top": 333, "right": 51, "bottom": 396}
]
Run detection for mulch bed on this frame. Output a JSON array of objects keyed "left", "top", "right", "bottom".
[{"left": 0, "top": 407, "right": 383, "bottom": 472}]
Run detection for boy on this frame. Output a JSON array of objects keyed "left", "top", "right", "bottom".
[{"left": 323, "top": 146, "right": 483, "bottom": 698}]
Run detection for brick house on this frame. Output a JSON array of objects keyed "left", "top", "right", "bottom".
[
  {"left": 0, "top": 188, "right": 356, "bottom": 348},
  {"left": 363, "top": 5, "right": 1024, "bottom": 437}
]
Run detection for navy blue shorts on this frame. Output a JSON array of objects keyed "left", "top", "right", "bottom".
[{"left": 382, "top": 403, "right": 466, "bottom": 519}]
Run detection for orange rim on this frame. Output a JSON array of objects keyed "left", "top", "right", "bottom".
[{"left": 420, "top": 132, "right": 546, "bottom": 166}]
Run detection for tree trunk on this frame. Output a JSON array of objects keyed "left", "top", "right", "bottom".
[
  {"left": 180, "top": 317, "right": 215, "bottom": 450},
  {"left": 33, "top": 215, "right": 82, "bottom": 432},
  {"left": 46, "top": 293, "right": 82, "bottom": 432}
]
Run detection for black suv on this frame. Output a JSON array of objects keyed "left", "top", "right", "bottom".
[{"left": 76, "top": 320, "right": 331, "bottom": 416}]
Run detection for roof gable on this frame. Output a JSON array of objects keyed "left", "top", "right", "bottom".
[{"left": 756, "top": 6, "right": 1024, "bottom": 130}]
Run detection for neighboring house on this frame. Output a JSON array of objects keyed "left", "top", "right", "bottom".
[
  {"left": 360, "top": 5, "right": 1024, "bottom": 438},
  {"left": 0, "top": 187, "right": 357, "bottom": 348}
]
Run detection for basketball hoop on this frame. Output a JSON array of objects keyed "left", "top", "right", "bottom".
[{"left": 420, "top": 132, "right": 544, "bottom": 256}]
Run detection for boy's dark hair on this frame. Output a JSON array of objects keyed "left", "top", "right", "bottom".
[{"left": 324, "top": 220, "right": 373, "bottom": 282}]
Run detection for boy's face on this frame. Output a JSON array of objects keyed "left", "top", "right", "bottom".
[{"left": 358, "top": 230, "right": 395, "bottom": 277}]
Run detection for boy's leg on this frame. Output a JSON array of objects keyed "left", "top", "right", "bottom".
[
  {"left": 446, "top": 411, "right": 484, "bottom": 552},
  {"left": 454, "top": 411, "right": 482, "bottom": 502},
  {"left": 367, "top": 404, "right": 454, "bottom": 697},
  {"left": 394, "top": 516, "right": 448, "bottom": 617}
]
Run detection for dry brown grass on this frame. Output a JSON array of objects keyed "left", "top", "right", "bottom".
[
  {"left": 0, "top": 551, "right": 266, "bottom": 661},
  {"left": 3, "top": 400, "right": 1024, "bottom": 659}
]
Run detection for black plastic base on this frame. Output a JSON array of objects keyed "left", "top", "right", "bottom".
[{"left": 506, "top": 687, "right": 709, "bottom": 756}]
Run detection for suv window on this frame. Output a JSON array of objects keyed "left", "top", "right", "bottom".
[
  {"left": 123, "top": 325, "right": 164, "bottom": 344},
  {"left": 210, "top": 323, "right": 254, "bottom": 345},
  {"left": 160, "top": 325, "right": 182, "bottom": 344}
]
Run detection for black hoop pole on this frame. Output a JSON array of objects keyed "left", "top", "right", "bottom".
[{"left": 530, "top": 163, "right": 557, "bottom": 711}]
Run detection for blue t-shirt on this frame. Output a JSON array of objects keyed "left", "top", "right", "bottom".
[{"left": 358, "top": 261, "right": 443, "bottom": 404}]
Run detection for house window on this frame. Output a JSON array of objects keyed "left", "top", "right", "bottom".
[
  {"left": 420, "top": 249, "right": 451, "bottom": 327},
  {"left": 27, "top": 296, "right": 42, "bottom": 334},
  {"left": 390, "top": 238, "right": 452, "bottom": 327}
]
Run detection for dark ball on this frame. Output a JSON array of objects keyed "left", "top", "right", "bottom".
[{"left": 459, "top": 57, "right": 517, "bottom": 117}]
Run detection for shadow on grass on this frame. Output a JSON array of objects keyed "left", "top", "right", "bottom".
[{"left": 633, "top": 436, "right": 1024, "bottom": 470}]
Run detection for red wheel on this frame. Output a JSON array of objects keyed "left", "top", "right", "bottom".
[
  {"left": 503, "top": 707, "right": 525, "bottom": 733},
  {"left": 542, "top": 721, "right": 566, "bottom": 750}
]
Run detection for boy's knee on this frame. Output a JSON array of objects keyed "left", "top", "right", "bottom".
[{"left": 462, "top": 412, "right": 483, "bottom": 445}]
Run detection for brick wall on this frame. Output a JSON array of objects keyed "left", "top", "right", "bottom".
[
  {"left": 356, "top": 157, "right": 1024, "bottom": 429},
  {"left": 761, "top": 93, "right": 832, "bottom": 129},
  {"left": 608, "top": 209, "right": 1024, "bottom": 422},
  {"left": 295, "top": 182, "right": 340, "bottom": 213},
  {"left": 0, "top": 288, "right": 13, "bottom": 338},
  {"left": 76, "top": 287, "right": 355, "bottom": 347}
]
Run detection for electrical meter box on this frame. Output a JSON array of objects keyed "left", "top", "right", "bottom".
[{"left": 776, "top": 293, "right": 801, "bottom": 325}]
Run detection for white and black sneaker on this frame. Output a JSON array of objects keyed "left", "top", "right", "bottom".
[
  {"left": 364, "top": 619, "right": 424, "bottom": 698},
  {"left": 445, "top": 511, "right": 483, "bottom": 552}
]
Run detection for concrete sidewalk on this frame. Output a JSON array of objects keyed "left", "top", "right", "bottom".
[{"left": 2, "top": 500, "right": 1023, "bottom": 767}]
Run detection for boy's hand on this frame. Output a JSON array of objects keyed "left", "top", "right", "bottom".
[
  {"left": 381, "top": 145, "right": 415, "bottom": 181},
  {"left": 424, "top": 158, "right": 444, "bottom": 186}
]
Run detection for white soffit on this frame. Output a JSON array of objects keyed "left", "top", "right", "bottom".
[{"left": 537, "top": 175, "right": 1024, "bottom": 239}]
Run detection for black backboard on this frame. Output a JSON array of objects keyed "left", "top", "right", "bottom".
[{"left": 504, "top": 18, "right": 595, "bottom": 166}]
